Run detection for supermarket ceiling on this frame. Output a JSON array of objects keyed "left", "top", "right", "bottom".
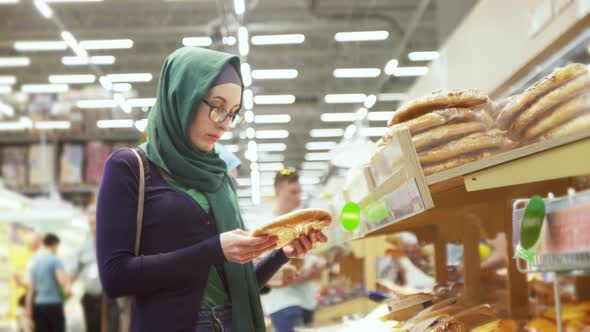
[{"left": 0, "top": 0, "right": 478, "bottom": 194}]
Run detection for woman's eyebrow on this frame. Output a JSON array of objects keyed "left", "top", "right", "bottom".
[{"left": 211, "top": 95, "right": 227, "bottom": 103}]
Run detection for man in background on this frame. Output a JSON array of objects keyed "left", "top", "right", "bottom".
[
  {"left": 70, "top": 208, "right": 120, "bottom": 332},
  {"left": 12, "top": 232, "right": 41, "bottom": 332},
  {"left": 27, "top": 233, "right": 70, "bottom": 332},
  {"left": 261, "top": 169, "right": 323, "bottom": 332}
]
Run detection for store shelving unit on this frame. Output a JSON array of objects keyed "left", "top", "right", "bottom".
[{"left": 355, "top": 130, "right": 590, "bottom": 319}]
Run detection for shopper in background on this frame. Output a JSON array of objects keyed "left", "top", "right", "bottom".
[
  {"left": 215, "top": 143, "right": 241, "bottom": 179},
  {"left": 96, "top": 47, "right": 327, "bottom": 332},
  {"left": 261, "top": 169, "right": 324, "bottom": 332},
  {"left": 26, "top": 233, "right": 71, "bottom": 332},
  {"left": 70, "top": 208, "right": 120, "bottom": 332},
  {"left": 13, "top": 232, "right": 41, "bottom": 332}
]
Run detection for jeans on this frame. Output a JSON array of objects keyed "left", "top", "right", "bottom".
[
  {"left": 32, "top": 304, "right": 65, "bottom": 332},
  {"left": 195, "top": 305, "right": 232, "bottom": 332},
  {"left": 269, "top": 306, "right": 314, "bottom": 332}
]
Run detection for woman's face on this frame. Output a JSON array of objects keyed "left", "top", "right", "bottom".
[{"left": 189, "top": 83, "right": 242, "bottom": 152}]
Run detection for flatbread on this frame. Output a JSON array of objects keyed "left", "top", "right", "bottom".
[
  {"left": 250, "top": 208, "right": 332, "bottom": 247},
  {"left": 511, "top": 73, "right": 590, "bottom": 137},
  {"left": 390, "top": 107, "right": 494, "bottom": 135},
  {"left": 496, "top": 63, "right": 588, "bottom": 129},
  {"left": 422, "top": 150, "right": 495, "bottom": 176},
  {"left": 418, "top": 130, "right": 515, "bottom": 165},
  {"left": 541, "top": 112, "right": 590, "bottom": 141},
  {"left": 523, "top": 92, "right": 590, "bottom": 140},
  {"left": 388, "top": 89, "right": 490, "bottom": 126},
  {"left": 412, "top": 121, "right": 487, "bottom": 152}
]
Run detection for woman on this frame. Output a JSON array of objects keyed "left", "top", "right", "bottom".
[{"left": 96, "top": 47, "right": 327, "bottom": 332}]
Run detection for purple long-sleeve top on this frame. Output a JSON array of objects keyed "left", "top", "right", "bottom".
[{"left": 96, "top": 149, "right": 288, "bottom": 331}]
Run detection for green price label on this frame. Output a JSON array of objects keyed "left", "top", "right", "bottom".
[
  {"left": 363, "top": 199, "right": 389, "bottom": 223},
  {"left": 340, "top": 202, "right": 361, "bottom": 232}
]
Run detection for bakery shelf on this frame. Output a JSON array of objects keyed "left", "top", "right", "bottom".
[{"left": 344, "top": 131, "right": 590, "bottom": 319}]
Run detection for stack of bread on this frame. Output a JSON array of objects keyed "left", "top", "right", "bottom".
[
  {"left": 496, "top": 63, "right": 590, "bottom": 142},
  {"left": 384, "top": 89, "right": 516, "bottom": 176}
]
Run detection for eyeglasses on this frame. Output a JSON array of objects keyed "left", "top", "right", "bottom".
[{"left": 202, "top": 99, "right": 244, "bottom": 128}]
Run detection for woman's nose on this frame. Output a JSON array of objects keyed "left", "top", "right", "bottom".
[{"left": 218, "top": 116, "right": 231, "bottom": 131}]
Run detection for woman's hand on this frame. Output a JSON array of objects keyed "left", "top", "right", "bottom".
[
  {"left": 220, "top": 229, "right": 278, "bottom": 264},
  {"left": 283, "top": 230, "right": 328, "bottom": 259}
]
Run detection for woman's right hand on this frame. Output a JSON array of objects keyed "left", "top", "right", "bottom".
[{"left": 220, "top": 229, "right": 278, "bottom": 264}]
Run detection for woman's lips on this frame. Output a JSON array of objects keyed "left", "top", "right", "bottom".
[{"left": 207, "top": 134, "right": 221, "bottom": 141}]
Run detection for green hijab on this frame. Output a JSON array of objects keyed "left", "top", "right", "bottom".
[{"left": 143, "top": 47, "right": 265, "bottom": 331}]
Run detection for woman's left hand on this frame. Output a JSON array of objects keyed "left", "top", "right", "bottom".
[{"left": 282, "top": 230, "right": 328, "bottom": 259}]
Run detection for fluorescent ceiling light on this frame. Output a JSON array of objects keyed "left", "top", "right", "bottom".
[
  {"left": 0, "top": 57, "right": 30, "bottom": 67},
  {"left": 258, "top": 154, "right": 284, "bottom": 162},
  {"left": 251, "top": 69, "right": 298, "bottom": 80},
  {"left": 301, "top": 162, "right": 330, "bottom": 170},
  {"left": 334, "top": 30, "right": 389, "bottom": 42},
  {"left": 49, "top": 74, "right": 96, "bottom": 84},
  {"left": 258, "top": 163, "right": 284, "bottom": 171},
  {"left": 364, "top": 94, "right": 377, "bottom": 108},
  {"left": 14, "top": 41, "right": 67, "bottom": 51},
  {"left": 236, "top": 177, "right": 251, "bottom": 186},
  {"left": 344, "top": 124, "right": 357, "bottom": 139},
  {"left": 241, "top": 63, "right": 252, "bottom": 87},
  {"left": 238, "top": 26, "right": 249, "bottom": 56},
  {"left": 221, "top": 132, "right": 233, "bottom": 140},
  {"left": 408, "top": 51, "right": 440, "bottom": 61},
  {"left": 254, "top": 94, "right": 295, "bottom": 105},
  {"left": 255, "top": 130, "right": 289, "bottom": 139},
  {"left": 324, "top": 93, "right": 366, "bottom": 104},
  {"left": 99, "top": 76, "right": 113, "bottom": 90},
  {"left": 254, "top": 114, "right": 291, "bottom": 123},
  {"left": 106, "top": 73, "right": 152, "bottom": 82},
  {"left": 34, "top": 0, "right": 53, "bottom": 18},
  {"left": 0, "top": 0, "right": 19, "bottom": 4},
  {"left": 61, "top": 31, "right": 88, "bottom": 59},
  {"left": 243, "top": 89, "right": 253, "bottom": 110},
  {"left": 384, "top": 59, "right": 399, "bottom": 75},
  {"left": 244, "top": 110, "right": 254, "bottom": 123},
  {"left": 45, "top": 0, "right": 103, "bottom": 2},
  {"left": 112, "top": 83, "right": 132, "bottom": 92},
  {"left": 223, "top": 36, "right": 237, "bottom": 46},
  {"left": 333, "top": 68, "right": 381, "bottom": 78},
  {"left": 96, "top": 119, "right": 134, "bottom": 129},
  {"left": 251, "top": 34, "right": 305, "bottom": 45},
  {"left": 79, "top": 39, "right": 133, "bottom": 50},
  {"left": 182, "top": 37, "right": 212, "bottom": 47},
  {"left": 0, "top": 86, "right": 12, "bottom": 94},
  {"left": 300, "top": 170, "right": 325, "bottom": 178},
  {"left": 257, "top": 143, "right": 287, "bottom": 152},
  {"left": 21, "top": 84, "right": 68, "bottom": 93},
  {"left": 34, "top": 120, "right": 71, "bottom": 130},
  {"left": 310, "top": 128, "right": 344, "bottom": 138},
  {"left": 0, "top": 76, "right": 16, "bottom": 85},
  {"left": 360, "top": 127, "right": 389, "bottom": 137},
  {"left": 76, "top": 99, "right": 117, "bottom": 108},
  {"left": 378, "top": 93, "right": 406, "bottom": 101},
  {"left": 305, "top": 141, "right": 337, "bottom": 151},
  {"left": 299, "top": 176, "right": 321, "bottom": 185},
  {"left": 237, "top": 189, "right": 251, "bottom": 198},
  {"left": 0, "top": 121, "right": 26, "bottom": 131},
  {"left": 392, "top": 66, "right": 429, "bottom": 77},
  {"left": 357, "top": 107, "right": 368, "bottom": 120},
  {"left": 368, "top": 111, "right": 394, "bottom": 121},
  {"left": 305, "top": 152, "right": 331, "bottom": 161},
  {"left": 131, "top": 119, "right": 147, "bottom": 132},
  {"left": 234, "top": 0, "right": 245, "bottom": 15},
  {"left": 0, "top": 102, "right": 14, "bottom": 117},
  {"left": 62, "top": 55, "right": 115, "bottom": 65},
  {"left": 320, "top": 112, "right": 357, "bottom": 122},
  {"left": 246, "top": 127, "right": 256, "bottom": 139},
  {"left": 127, "top": 98, "right": 155, "bottom": 108}
]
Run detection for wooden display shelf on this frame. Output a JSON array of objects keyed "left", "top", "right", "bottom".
[{"left": 358, "top": 133, "right": 590, "bottom": 319}]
